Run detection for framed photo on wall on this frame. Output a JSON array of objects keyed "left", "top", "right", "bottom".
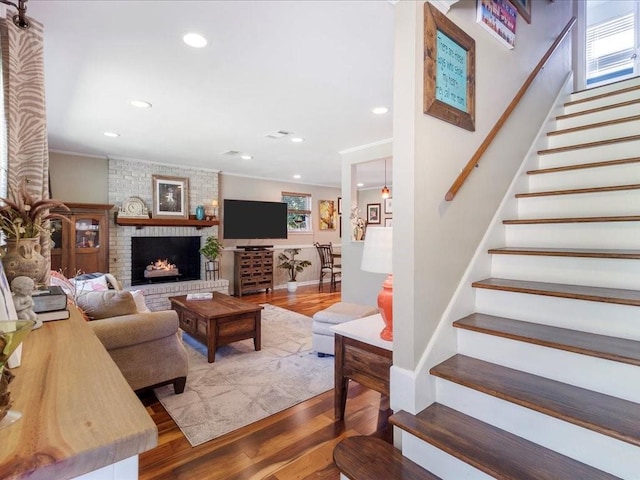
[
  {"left": 337, "top": 197, "right": 342, "bottom": 215},
  {"left": 384, "top": 197, "right": 393, "bottom": 214},
  {"left": 319, "top": 199, "right": 337, "bottom": 230},
  {"left": 424, "top": 2, "right": 476, "bottom": 131},
  {"left": 509, "top": 0, "right": 531, "bottom": 24},
  {"left": 476, "top": 0, "right": 517, "bottom": 49},
  {"left": 384, "top": 217, "right": 393, "bottom": 227},
  {"left": 152, "top": 175, "right": 189, "bottom": 219},
  {"left": 367, "top": 203, "right": 381, "bottom": 224}
]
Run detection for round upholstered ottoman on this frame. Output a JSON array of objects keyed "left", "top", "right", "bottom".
[{"left": 312, "top": 302, "right": 379, "bottom": 356}]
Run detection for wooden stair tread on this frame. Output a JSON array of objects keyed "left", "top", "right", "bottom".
[
  {"left": 527, "top": 156, "right": 640, "bottom": 175},
  {"left": 564, "top": 84, "right": 640, "bottom": 107},
  {"left": 503, "top": 215, "right": 640, "bottom": 224},
  {"left": 547, "top": 114, "right": 640, "bottom": 137},
  {"left": 390, "top": 404, "right": 619, "bottom": 480},
  {"left": 515, "top": 184, "right": 640, "bottom": 198},
  {"left": 454, "top": 313, "right": 640, "bottom": 366},
  {"left": 431, "top": 354, "right": 640, "bottom": 446},
  {"left": 472, "top": 277, "right": 640, "bottom": 306},
  {"left": 538, "top": 134, "right": 640, "bottom": 156},
  {"left": 333, "top": 436, "right": 441, "bottom": 480},
  {"left": 488, "top": 246, "right": 640, "bottom": 259},
  {"left": 557, "top": 98, "right": 640, "bottom": 121}
]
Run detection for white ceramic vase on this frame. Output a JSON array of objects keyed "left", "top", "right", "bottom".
[{"left": 287, "top": 281, "right": 298, "bottom": 293}]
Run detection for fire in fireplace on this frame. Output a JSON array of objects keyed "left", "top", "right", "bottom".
[{"left": 131, "top": 236, "right": 200, "bottom": 285}]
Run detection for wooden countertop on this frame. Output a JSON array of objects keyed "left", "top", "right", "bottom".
[{"left": 0, "top": 307, "right": 157, "bottom": 479}]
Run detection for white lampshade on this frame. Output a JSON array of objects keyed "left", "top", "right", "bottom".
[{"left": 360, "top": 227, "right": 392, "bottom": 274}]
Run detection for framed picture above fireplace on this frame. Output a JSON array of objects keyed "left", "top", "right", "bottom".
[{"left": 152, "top": 175, "right": 189, "bottom": 219}]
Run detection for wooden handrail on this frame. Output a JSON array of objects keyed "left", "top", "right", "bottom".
[{"left": 445, "top": 16, "right": 577, "bottom": 202}]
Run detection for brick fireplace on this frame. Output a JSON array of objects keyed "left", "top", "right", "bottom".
[{"left": 108, "top": 158, "right": 229, "bottom": 310}]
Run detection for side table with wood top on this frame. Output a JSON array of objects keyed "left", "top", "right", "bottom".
[
  {"left": 169, "top": 292, "right": 263, "bottom": 363},
  {"left": 332, "top": 314, "right": 393, "bottom": 420}
]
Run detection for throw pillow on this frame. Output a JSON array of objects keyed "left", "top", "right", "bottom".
[
  {"left": 49, "top": 270, "right": 75, "bottom": 297},
  {"left": 71, "top": 274, "right": 109, "bottom": 292},
  {"left": 129, "top": 289, "right": 151, "bottom": 313},
  {"left": 76, "top": 291, "right": 138, "bottom": 320}
]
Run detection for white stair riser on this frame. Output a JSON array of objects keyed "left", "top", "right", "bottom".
[
  {"left": 568, "top": 77, "right": 640, "bottom": 103},
  {"left": 528, "top": 163, "right": 640, "bottom": 191},
  {"left": 401, "top": 432, "right": 493, "bottom": 480},
  {"left": 547, "top": 119, "right": 640, "bottom": 148},
  {"left": 516, "top": 190, "right": 640, "bottom": 218},
  {"left": 456, "top": 329, "right": 640, "bottom": 402},
  {"left": 556, "top": 101, "right": 640, "bottom": 130},
  {"left": 436, "top": 379, "right": 640, "bottom": 479},
  {"left": 537, "top": 139, "right": 640, "bottom": 169},
  {"left": 490, "top": 254, "right": 640, "bottom": 290},
  {"left": 563, "top": 89, "right": 640, "bottom": 115},
  {"left": 474, "top": 288, "right": 640, "bottom": 340},
  {"left": 505, "top": 222, "right": 640, "bottom": 249}
]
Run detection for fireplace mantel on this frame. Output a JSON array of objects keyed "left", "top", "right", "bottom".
[{"left": 115, "top": 214, "right": 219, "bottom": 230}]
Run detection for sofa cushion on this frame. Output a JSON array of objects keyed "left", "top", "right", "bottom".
[
  {"left": 89, "top": 310, "right": 180, "bottom": 350},
  {"left": 77, "top": 290, "right": 138, "bottom": 320},
  {"left": 312, "top": 302, "right": 378, "bottom": 325}
]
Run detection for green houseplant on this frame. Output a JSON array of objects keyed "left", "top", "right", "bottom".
[
  {"left": 277, "top": 248, "right": 311, "bottom": 292},
  {"left": 200, "top": 236, "right": 223, "bottom": 277}
]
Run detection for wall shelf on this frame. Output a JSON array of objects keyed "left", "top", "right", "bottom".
[{"left": 115, "top": 214, "right": 219, "bottom": 229}]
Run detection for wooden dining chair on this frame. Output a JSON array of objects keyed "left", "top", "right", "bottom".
[{"left": 314, "top": 242, "right": 342, "bottom": 292}]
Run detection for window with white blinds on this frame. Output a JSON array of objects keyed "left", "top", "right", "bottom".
[{"left": 586, "top": 12, "right": 636, "bottom": 86}]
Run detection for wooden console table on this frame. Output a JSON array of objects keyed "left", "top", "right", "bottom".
[
  {"left": 333, "top": 315, "right": 393, "bottom": 420},
  {"left": 0, "top": 307, "right": 157, "bottom": 479}
]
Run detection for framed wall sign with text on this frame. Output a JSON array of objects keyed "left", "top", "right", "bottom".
[{"left": 423, "top": 3, "right": 476, "bottom": 131}]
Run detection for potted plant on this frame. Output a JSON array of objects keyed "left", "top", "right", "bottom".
[
  {"left": 277, "top": 248, "right": 311, "bottom": 292},
  {"left": 200, "top": 236, "right": 223, "bottom": 272},
  {"left": 0, "top": 179, "right": 70, "bottom": 284}
]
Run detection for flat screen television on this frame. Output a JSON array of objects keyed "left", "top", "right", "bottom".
[{"left": 223, "top": 199, "right": 288, "bottom": 239}]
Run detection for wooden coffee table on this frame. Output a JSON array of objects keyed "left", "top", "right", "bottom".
[{"left": 169, "top": 292, "right": 263, "bottom": 363}]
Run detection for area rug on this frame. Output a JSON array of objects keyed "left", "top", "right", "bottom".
[{"left": 154, "top": 304, "right": 334, "bottom": 447}]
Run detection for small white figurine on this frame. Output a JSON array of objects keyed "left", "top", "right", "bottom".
[{"left": 10, "top": 276, "right": 41, "bottom": 329}]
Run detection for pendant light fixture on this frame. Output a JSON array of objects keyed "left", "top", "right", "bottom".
[{"left": 381, "top": 159, "right": 390, "bottom": 199}]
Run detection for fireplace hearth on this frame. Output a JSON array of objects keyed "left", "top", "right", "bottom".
[{"left": 131, "top": 236, "right": 200, "bottom": 285}]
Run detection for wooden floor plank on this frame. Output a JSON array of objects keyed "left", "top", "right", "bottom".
[
  {"left": 472, "top": 277, "right": 640, "bottom": 306},
  {"left": 537, "top": 134, "right": 640, "bottom": 155},
  {"left": 390, "top": 404, "right": 620, "bottom": 479},
  {"left": 454, "top": 313, "right": 640, "bottom": 366},
  {"left": 138, "top": 284, "right": 391, "bottom": 480},
  {"left": 333, "top": 436, "right": 441, "bottom": 480},
  {"left": 526, "top": 156, "right": 640, "bottom": 175},
  {"left": 431, "top": 354, "right": 640, "bottom": 446},
  {"left": 515, "top": 184, "right": 640, "bottom": 197},
  {"left": 503, "top": 215, "right": 640, "bottom": 224},
  {"left": 488, "top": 246, "right": 640, "bottom": 259}
]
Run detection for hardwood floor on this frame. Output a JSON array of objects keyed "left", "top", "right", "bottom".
[{"left": 138, "top": 284, "right": 391, "bottom": 480}]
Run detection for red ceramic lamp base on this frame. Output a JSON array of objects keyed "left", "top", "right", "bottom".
[{"left": 378, "top": 274, "right": 393, "bottom": 341}]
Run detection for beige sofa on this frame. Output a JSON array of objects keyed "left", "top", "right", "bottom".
[{"left": 78, "top": 290, "right": 188, "bottom": 394}]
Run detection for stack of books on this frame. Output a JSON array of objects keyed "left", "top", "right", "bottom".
[{"left": 33, "top": 286, "right": 70, "bottom": 321}]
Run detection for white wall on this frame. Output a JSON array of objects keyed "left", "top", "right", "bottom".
[
  {"left": 392, "top": 0, "right": 574, "bottom": 370},
  {"left": 49, "top": 151, "right": 108, "bottom": 203}
]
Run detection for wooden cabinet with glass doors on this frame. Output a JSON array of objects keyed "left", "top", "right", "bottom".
[{"left": 50, "top": 203, "right": 114, "bottom": 276}]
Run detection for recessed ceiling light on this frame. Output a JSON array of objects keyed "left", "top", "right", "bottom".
[
  {"left": 131, "top": 100, "right": 152, "bottom": 108},
  {"left": 240, "top": 154, "right": 253, "bottom": 160},
  {"left": 357, "top": 182, "right": 364, "bottom": 187},
  {"left": 103, "top": 131, "right": 120, "bottom": 137},
  {"left": 372, "top": 106, "right": 389, "bottom": 115},
  {"left": 183, "top": 33, "right": 207, "bottom": 48},
  {"left": 291, "top": 137, "right": 304, "bottom": 143},
  {"left": 293, "top": 174, "right": 301, "bottom": 179}
]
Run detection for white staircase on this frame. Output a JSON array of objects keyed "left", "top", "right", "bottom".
[{"left": 391, "top": 77, "right": 640, "bottom": 479}]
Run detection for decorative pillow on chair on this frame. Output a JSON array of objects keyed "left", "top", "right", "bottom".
[
  {"left": 71, "top": 274, "right": 109, "bottom": 292},
  {"left": 76, "top": 291, "right": 138, "bottom": 320},
  {"left": 129, "top": 289, "right": 151, "bottom": 313},
  {"left": 49, "top": 270, "right": 75, "bottom": 297}
]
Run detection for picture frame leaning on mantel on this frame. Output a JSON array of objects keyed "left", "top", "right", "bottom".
[{"left": 423, "top": 2, "right": 476, "bottom": 131}]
